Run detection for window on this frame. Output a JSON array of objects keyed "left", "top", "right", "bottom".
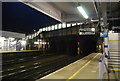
[
  {"left": 55, "top": 25, "right": 58, "bottom": 30},
  {"left": 67, "top": 24, "right": 71, "bottom": 27},
  {"left": 62, "top": 23, "right": 66, "bottom": 28},
  {"left": 52, "top": 25, "right": 54, "bottom": 30},
  {"left": 58, "top": 24, "right": 62, "bottom": 29}
]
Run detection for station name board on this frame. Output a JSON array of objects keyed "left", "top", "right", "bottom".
[
  {"left": 79, "top": 28, "right": 95, "bottom": 35},
  {"left": 100, "top": 32, "right": 108, "bottom": 37}
]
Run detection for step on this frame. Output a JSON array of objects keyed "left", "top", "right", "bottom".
[
  {"left": 108, "top": 60, "right": 120, "bottom": 62},
  {"left": 109, "top": 65, "right": 120, "bottom": 68},
  {"left": 110, "top": 54, "right": 120, "bottom": 56},
  {"left": 108, "top": 68, "right": 120, "bottom": 72},
  {"left": 108, "top": 66, "right": 120, "bottom": 69},
  {"left": 109, "top": 56, "right": 120, "bottom": 58},
  {"left": 108, "top": 61, "right": 120, "bottom": 64},
  {"left": 109, "top": 56, "right": 120, "bottom": 57},
  {"left": 109, "top": 52, "right": 120, "bottom": 54}
]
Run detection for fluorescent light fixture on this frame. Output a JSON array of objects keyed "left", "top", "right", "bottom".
[{"left": 77, "top": 6, "right": 89, "bottom": 19}]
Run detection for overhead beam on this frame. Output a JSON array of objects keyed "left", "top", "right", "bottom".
[
  {"left": 19, "top": 0, "right": 62, "bottom": 22},
  {"left": 62, "top": 14, "right": 83, "bottom": 23},
  {"left": 101, "top": 3, "right": 107, "bottom": 28}
]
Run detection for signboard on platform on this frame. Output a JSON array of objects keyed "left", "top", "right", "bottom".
[
  {"left": 79, "top": 28, "right": 95, "bottom": 35},
  {"left": 100, "top": 32, "right": 108, "bottom": 37}
]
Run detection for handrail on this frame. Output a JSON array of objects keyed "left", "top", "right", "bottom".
[
  {"left": 99, "top": 53, "right": 105, "bottom": 62},
  {"left": 99, "top": 52, "right": 108, "bottom": 62},
  {"left": 108, "top": 51, "right": 110, "bottom": 59}
]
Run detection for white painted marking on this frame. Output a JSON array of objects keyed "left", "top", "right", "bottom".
[
  {"left": 33, "top": 57, "right": 37, "bottom": 58},
  {"left": 91, "top": 71, "right": 96, "bottom": 72},
  {"left": 0, "top": 76, "right": 2, "bottom": 78},
  {"left": 8, "top": 72, "right": 15, "bottom": 76},
  {"left": 34, "top": 66, "right": 39, "bottom": 69},
  {"left": 34, "top": 63, "right": 38, "bottom": 65},
  {"left": 19, "top": 59, "right": 24, "bottom": 60},
  {"left": 1, "top": 75, "right": 8, "bottom": 78},
  {"left": 20, "top": 70, "right": 26, "bottom": 72},
  {"left": 20, "top": 66, "right": 25, "bottom": 68},
  {"left": 0, "top": 70, "right": 3, "bottom": 73},
  {"left": 7, "top": 68, "right": 15, "bottom": 71}
]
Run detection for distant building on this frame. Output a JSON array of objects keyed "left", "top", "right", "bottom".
[{"left": 0, "top": 30, "right": 26, "bottom": 51}]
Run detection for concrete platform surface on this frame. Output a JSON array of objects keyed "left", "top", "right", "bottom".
[{"left": 37, "top": 53, "right": 101, "bottom": 80}]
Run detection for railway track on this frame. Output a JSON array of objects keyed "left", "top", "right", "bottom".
[{"left": 2, "top": 53, "right": 80, "bottom": 81}]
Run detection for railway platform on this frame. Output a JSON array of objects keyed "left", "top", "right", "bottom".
[{"left": 38, "top": 53, "right": 101, "bottom": 80}]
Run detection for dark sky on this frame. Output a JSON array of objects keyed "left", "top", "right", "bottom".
[{"left": 2, "top": 2, "right": 60, "bottom": 34}]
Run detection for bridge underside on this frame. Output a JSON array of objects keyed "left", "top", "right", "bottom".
[{"left": 46, "top": 35, "right": 97, "bottom": 56}]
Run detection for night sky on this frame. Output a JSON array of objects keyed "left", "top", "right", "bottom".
[{"left": 2, "top": 2, "right": 60, "bottom": 34}]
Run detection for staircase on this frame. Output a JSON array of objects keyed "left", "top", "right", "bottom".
[{"left": 108, "top": 33, "right": 120, "bottom": 80}]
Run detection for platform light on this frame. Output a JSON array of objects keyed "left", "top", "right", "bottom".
[
  {"left": 77, "top": 6, "right": 89, "bottom": 19},
  {"left": 91, "top": 28, "right": 95, "bottom": 31}
]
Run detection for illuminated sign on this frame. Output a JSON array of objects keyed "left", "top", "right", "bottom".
[
  {"left": 100, "top": 32, "right": 108, "bottom": 37},
  {"left": 79, "top": 28, "right": 95, "bottom": 35}
]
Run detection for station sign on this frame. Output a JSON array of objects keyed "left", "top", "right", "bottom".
[
  {"left": 100, "top": 32, "right": 108, "bottom": 37},
  {"left": 79, "top": 28, "right": 95, "bottom": 35}
]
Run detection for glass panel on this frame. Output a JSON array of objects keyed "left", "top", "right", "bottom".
[
  {"left": 52, "top": 25, "right": 54, "bottom": 30},
  {"left": 58, "top": 24, "right": 61, "bottom": 29},
  {"left": 72, "top": 23, "right": 76, "bottom": 26},
  {"left": 62, "top": 23, "right": 66, "bottom": 28},
  {"left": 42, "top": 28, "right": 46, "bottom": 31},
  {"left": 55, "top": 25, "right": 58, "bottom": 30},
  {"left": 67, "top": 24, "right": 71, "bottom": 27}
]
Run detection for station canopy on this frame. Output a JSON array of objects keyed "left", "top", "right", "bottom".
[{"left": 2, "top": 0, "right": 120, "bottom": 34}]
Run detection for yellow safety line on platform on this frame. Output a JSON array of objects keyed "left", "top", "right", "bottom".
[
  {"left": 109, "top": 69, "right": 120, "bottom": 72},
  {"left": 109, "top": 40, "right": 120, "bottom": 41},
  {"left": 66, "top": 53, "right": 99, "bottom": 81},
  {"left": 0, "top": 50, "right": 40, "bottom": 53},
  {"left": 109, "top": 65, "right": 120, "bottom": 68}
]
